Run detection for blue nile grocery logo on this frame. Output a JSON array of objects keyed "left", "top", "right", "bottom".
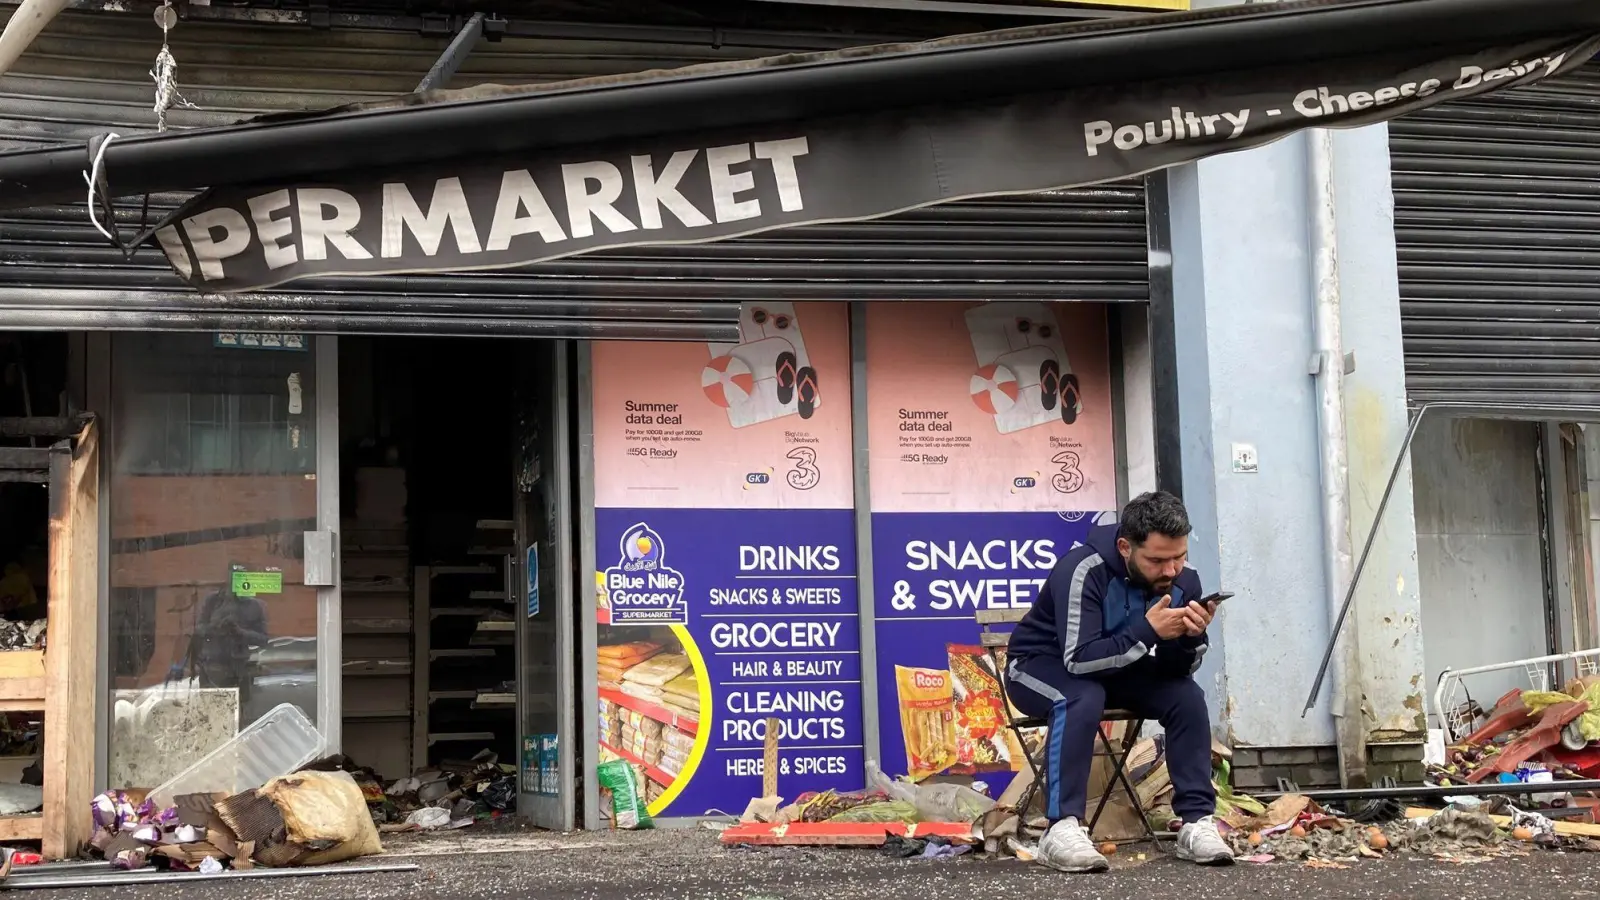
[{"left": 604, "top": 523, "right": 688, "bottom": 626}]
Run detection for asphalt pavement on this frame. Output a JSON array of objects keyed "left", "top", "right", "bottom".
[{"left": 11, "top": 829, "right": 1600, "bottom": 900}]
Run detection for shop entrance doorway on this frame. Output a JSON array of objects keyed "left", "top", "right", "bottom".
[{"left": 337, "top": 338, "right": 574, "bottom": 831}]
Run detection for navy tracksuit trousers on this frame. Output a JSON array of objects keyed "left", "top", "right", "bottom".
[{"left": 1005, "top": 653, "right": 1216, "bottom": 825}]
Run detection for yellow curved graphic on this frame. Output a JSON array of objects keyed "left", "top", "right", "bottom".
[{"left": 646, "top": 623, "right": 714, "bottom": 817}]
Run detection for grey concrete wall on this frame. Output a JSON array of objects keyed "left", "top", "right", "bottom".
[
  {"left": 1168, "top": 130, "right": 1336, "bottom": 747},
  {"left": 1163, "top": 11, "right": 1426, "bottom": 743},
  {"left": 1332, "top": 125, "right": 1427, "bottom": 743}
]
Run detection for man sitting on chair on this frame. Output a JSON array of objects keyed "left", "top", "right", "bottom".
[{"left": 1005, "top": 491, "right": 1233, "bottom": 872}]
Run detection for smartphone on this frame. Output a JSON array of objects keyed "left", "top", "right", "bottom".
[{"left": 1198, "top": 591, "right": 1234, "bottom": 606}]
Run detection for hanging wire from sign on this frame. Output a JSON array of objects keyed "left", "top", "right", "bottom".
[
  {"left": 151, "top": 0, "right": 197, "bottom": 133},
  {"left": 80, "top": 1, "right": 201, "bottom": 256},
  {"left": 81, "top": 131, "right": 120, "bottom": 245}
]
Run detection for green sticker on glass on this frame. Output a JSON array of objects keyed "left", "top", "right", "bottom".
[{"left": 232, "top": 571, "right": 283, "bottom": 597}]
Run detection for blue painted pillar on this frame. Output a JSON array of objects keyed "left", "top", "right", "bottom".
[{"left": 1163, "top": 96, "right": 1425, "bottom": 754}]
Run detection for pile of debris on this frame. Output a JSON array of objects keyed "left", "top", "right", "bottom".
[
  {"left": 76, "top": 743, "right": 521, "bottom": 877},
  {"left": 1433, "top": 678, "right": 1600, "bottom": 787},
  {"left": 0, "top": 618, "right": 45, "bottom": 652},
  {"left": 713, "top": 761, "right": 1006, "bottom": 852},
  {"left": 376, "top": 750, "right": 518, "bottom": 831},
  {"left": 1211, "top": 795, "right": 1600, "bottom": 866},
  {"left": 86, "top": 767, "right": 382, "bottom": 874},
  {"left": 709, "top": 726, "right": 1600, "bottom": 867}
]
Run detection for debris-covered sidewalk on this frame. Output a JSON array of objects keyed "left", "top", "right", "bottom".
[
  {"left": 12, "top": 829, "right": 1600, "bottom": 900},
  {"left": 11, "top": 674, "right": 1600, "bottom": 892},
  {"left": 0, "top": 702, "right": 524, "bottom": 890}
]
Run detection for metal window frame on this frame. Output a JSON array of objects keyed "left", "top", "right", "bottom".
[
  {"left": 87, "top": 332, "right": 111, "bottom": 792},
  {"left": 90, "top": 334, "right": 346, "bottom": 782},
  {"left": 848, "top": 302, "right": 880, "bottom": 771},
  {"left": 551, "top": 339, "right": 579, "bottom": 832},
  {"left": 315, "top": 336, "right": 343, "bottom": 745},
  {"left": 576, "top": 341, "right": 601, "bottom": 830},
  {"left": 1144, "top": 168, "right": 1182, "bottom": 497}
]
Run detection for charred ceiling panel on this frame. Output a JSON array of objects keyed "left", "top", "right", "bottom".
[{"left": 0, "top": 7, "right": 1146, "bottom": 338}]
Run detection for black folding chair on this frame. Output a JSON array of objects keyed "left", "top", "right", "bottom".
[{"left": 977, "top": 608, "right": 1163, "bottom": 846}]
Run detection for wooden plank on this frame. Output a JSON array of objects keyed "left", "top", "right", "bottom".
[
  {"left": 975, "top": 609, "right": 1028, "bottom": 625},
  {"left": 1405, "top": 807, "right": 1600, "bottom": 838},
  {"left": 762, "top": 717, "right": 779, "bottom": 800},
  {"left": 0, "top": 414, "right": 91, "bottom": 438},
  {"left": 0, "top": 651, "right": 46, "bottom": 681},
  {"left": 42, "top": 423, "right": 97, "bottom": 860},
  {"left": 979, "top": 633, "right": 1010, "bottom": 648},
  {"left": 0, "top": 816, "right": 42, "bottom": 842},
  {"left": 0, "top": 651, "right": 46, "bottom": 705},
  {"left": 0, "top": 447, "right": 50, "bottom": 470}
]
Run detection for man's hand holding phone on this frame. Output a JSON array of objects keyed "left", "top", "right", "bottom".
[
  {"left": 1148, "top": 591, "right": 1232, "bottom": 640},
  {"left": 1146, "top": 602, "right": 1191, "bottom": 640},
  {"left": 1185, "top": 592, "right": 1231, "bottom": 636}
]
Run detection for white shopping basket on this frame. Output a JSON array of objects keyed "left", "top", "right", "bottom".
[{"left": 1433, "top": 648, "right": 1600, "bottom": 745}]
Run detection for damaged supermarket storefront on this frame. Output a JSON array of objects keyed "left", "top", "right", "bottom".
[{"left": 1, "top": 0, "right": 1598, "bottom": 845}]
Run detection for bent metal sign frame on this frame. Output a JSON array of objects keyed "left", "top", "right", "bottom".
[{"left": 156, "top": 39, "right": 1600, "bottom": 292}]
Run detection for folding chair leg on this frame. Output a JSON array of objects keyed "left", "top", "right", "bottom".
[
  {"left": 989, "top": 645, "right": 1048, "bottom": 826},
  {"left": 1086, "top": 728, "right": 1121, "bottom": 833},
  {"left": 1088, "top": 721, "right": 1170, "bottom": 851},
  {"left": 1012, "top": 733, "right": 1045, "bottom": 822},
  {"left": 1017, "top": 777, "right": 1041, "bottom": 826},
  {"left": 1111, "top": 744, "right": 1166, "bottom": 849}
]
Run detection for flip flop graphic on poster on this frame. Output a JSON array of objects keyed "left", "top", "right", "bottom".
[{"left": 707, "top": 303, "right": 823, "bottom": 430}]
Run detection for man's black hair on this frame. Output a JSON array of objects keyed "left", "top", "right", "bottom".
[{"left": 1118, "top": 491, "right": 1192, "bottom": 545}]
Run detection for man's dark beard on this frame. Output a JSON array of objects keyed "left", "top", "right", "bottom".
[{"left": 1127, "top": 564, "right": 1173, "bottom": 595}]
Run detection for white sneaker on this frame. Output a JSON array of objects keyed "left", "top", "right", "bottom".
[
  {"left": 1176, "top": 816, "right": 1235, "bottom": 866},
  {"left": 1037, "top": 817, "right": 1109, "bottom": 873}
]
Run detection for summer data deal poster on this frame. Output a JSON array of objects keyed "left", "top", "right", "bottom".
[
  {"left": 865, "top": 302, "right": 1117, "bottom": 793},
  {"left": 591, "top": 302, "right": 863, "bottom": 819}
]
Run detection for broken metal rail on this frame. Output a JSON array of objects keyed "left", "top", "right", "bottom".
[{"left": 1251, "top": 779, "right": 1600, "bottom": 804}]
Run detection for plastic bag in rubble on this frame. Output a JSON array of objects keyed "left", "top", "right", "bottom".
[
  {"left": 483, "top": 777, "right": 517, "bottom": 813},
  {"left": 867, "top": 759, "right": 995, "bottom": 822},
  {"left": 1510, "top": 807, "right": 1557, "bottom": 840},
  {"left": 597, "top": 759, "right": 653, "bottom": 830},
  {"left": 258, "top": 769, "right": 383, "bottom": 866},
  {"left": 405, "top": 807, "right": 452, "bottom": 830}
]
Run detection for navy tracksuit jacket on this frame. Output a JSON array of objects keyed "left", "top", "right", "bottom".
[{"left": 1003, "top": 523, "right": 1217, "bottom": 825}]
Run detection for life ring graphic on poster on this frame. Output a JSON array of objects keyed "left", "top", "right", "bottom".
[{"left": 594, "top": 301, "right": 851, "bottom": 511}]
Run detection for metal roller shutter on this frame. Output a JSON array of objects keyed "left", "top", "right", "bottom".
[
  {"left": 1391, "top": 64, "right": 1600, "bottom": 408},
  {"left": 0, "top": 8, "right": 1148, "bottom": 339}
]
